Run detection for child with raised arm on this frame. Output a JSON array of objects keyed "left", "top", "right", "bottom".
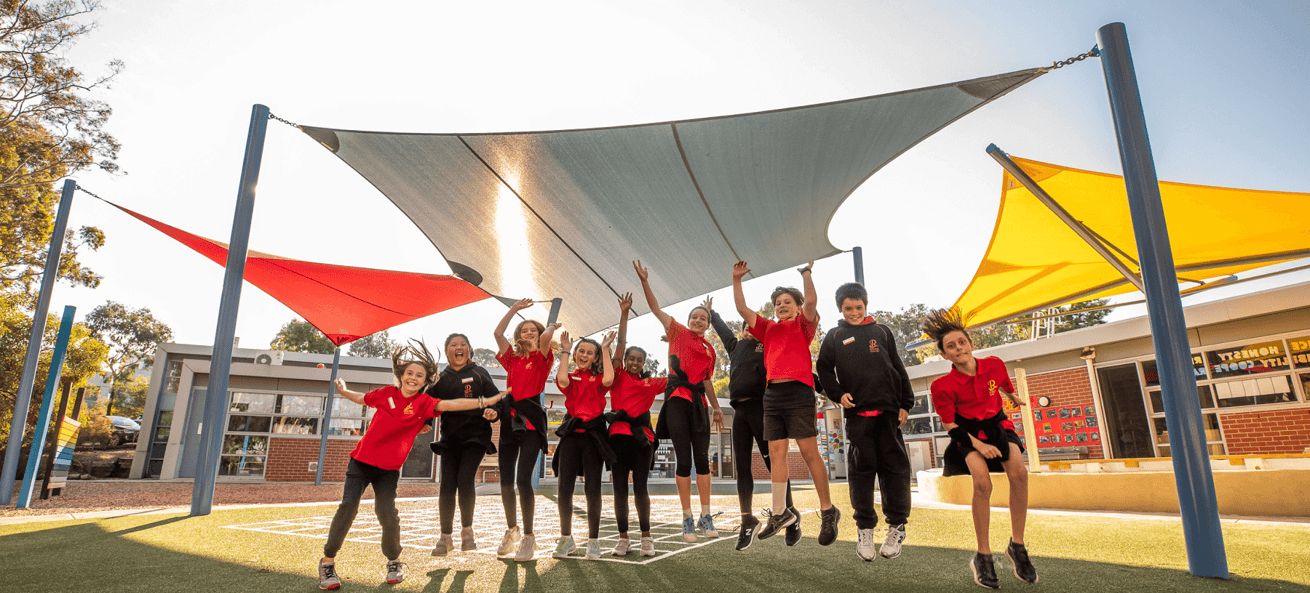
[
  {"left": 318, "top": 342, "right": 506, "bottom": 591},
  {"left": 732, "top": 260, "right": 840, "bottom": 546},
  {"left": 634, "top": 260, "right": 725, "bottom": 543},
  {"left": 490, "top": 298, "right": 559, "bottom": 561},
  {"left": 606, "top": 293, "right": 669, "bottom": 557},
  {"left": 816, "top": 283, "right": 914, "bottom": 562},
  {"left": 552, "top": 329, "right": 617, "bottom": 560},
  {"left": 922, "top": 308, "right": 1037, "bottom": 589},
  {"left": 704, "top": 295, "right": 799, "bottom": 551}
]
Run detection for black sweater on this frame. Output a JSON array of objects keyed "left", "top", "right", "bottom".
[
  {"left": 709, "top": 310, "right": 766, "bottom": 407},
  {"left": 816, "top": 318, "right": 913, "bottom": 417},
  {"left": 426, "top": 363, "right": 499, "bottom": 454}
]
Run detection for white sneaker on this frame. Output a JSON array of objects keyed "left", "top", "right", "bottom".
[
  {"left": 585, "top": 539, "right": 602, "bottom": 560},
  {"left": 514, "top": 534, "right": 536, "bottom": 562},
  {"left": 553, "top": 535, "right": 576, "bottom": 559},
  {"left": 613, "top": 537, "right": 632, "bottom": 556},
  {"left": 880, "top": 524, "right": 906, "bottom": 559},
  {"left": 497, "top": 527, "right": 521, "bottom": 556},
  {"left": 856, "top": 528, "right": 877, "bottom": 561},
  {"left": 640, "top": 536, "right": 656, "bottom": 557}
]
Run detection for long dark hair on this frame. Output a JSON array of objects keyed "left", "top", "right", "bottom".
[
  {"left": 921, "top": 308, "right": 969, "bottom": 352},
  {"left": 573, "top": 338, "right": 603, "bottom": 374},
  {"left": 623, "top": 345, "right": 651, "bottom": 379}
]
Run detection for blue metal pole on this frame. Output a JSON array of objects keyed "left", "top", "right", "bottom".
[
  {"left": 17, "top": 305, "right": 76, "bottom": 508},
  {"left": 1097, "top": 22, "right": 1228, "bottom": 578},
  {"left": 851, "top": 246, "right": 865, "bottom": 286},
  {"left": 1, "top": 179, "right": 76, "bottom": 505},
  {"left": 190, "top": 104, "right": 270, "bottom": 516},
  {"left": 315, "top": 347, "right": 341, "bottom": 485}
]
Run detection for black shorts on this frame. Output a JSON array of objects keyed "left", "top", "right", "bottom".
[{"left": 762, "top": 381, "right": 818, "bottom": 441}]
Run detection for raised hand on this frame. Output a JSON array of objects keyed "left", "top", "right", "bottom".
[
  {"left": 511, "top": 297, "right": 533, "bottom": 312},
  {"left": 798, "top": 260, "right": 814, "bottom": 274},
  {"left": 600, "top": 331, "right": 616, "bottom": 348},
  {"left": 701, "top": 296, "right": 713, "bottom": 312},
  {"left": 559, "top": 330, "right": 572, "bottom": 353},
  {"left": 618, "top": 292, "right": 633, "bottom": 314},
  {"left": 733, "top": 260, "right": 751, "bottom": 280},
  {"left": 633, "top": 260, "right": 650, "bottom": 283}
]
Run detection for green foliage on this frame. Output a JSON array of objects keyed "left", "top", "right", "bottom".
[
  {"left": 887, "top": 299, "right": 1113, "bottom": 365},
  {"left": 75, "top": 406, "right": 113, "bottom": 449},
  {"left": 85, "top": 300, "right": 171, "bottom": 416},
  {"left": 472, "top": 347, "right": 499, "bottom": 368},
  {"left": 110, "top": 374, "right": 149, "bottom": 420},
  {"left": 345, "top": 330, "right": 398, "bottom": 359},
  {"left": 0, "top": 310, "right": 106, "bottom": 445},
  {"left": 269, "top": 318, "right": 335, "bottom": 354}
]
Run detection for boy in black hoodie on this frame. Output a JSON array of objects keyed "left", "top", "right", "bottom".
[{"left": 816, "top": 283, "right": 914, "bottom": 562}]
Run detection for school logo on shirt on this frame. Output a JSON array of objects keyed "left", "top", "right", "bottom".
[
  {"left": 526, "top": 362, "right": 533, "bottom": 369},
  {"left": 988, "top": 380, "right": 998, "bottom": 396},
  {"left": 589, "top": 375, "right": 597, "bottom": 382},
  {"left": 755, "top": 343, "right": 764, "bottom": 353},
  {"left": 403, "top": 403, "right": 415, "bottom": 416},
  {"left": 868, "top": 339, "right": 880, "bottom": 353},
  {"left": 464, "top": 385, "right": 473, "bottom": 396}
]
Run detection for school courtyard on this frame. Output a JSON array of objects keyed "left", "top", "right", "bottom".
[{"left": 2, "top": 481, "right": 1307, "bottom": 592}]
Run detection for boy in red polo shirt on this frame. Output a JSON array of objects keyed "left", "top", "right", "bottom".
[
  {"left": 923, "top": 309, "right": 1037, "bottom": 590},
  {"left": 317, "top": 342, "right": 507, "bottom": 590},
  {"left": 732, "top": 260, "right": 841, "bottom": 547}
]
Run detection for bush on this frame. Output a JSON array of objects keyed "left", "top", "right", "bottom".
[{"left": 77, "top": 409, "right": 114, "bottom": 450}]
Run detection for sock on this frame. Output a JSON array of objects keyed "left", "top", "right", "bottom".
[
  {"left": 772, "top": 482, "right": 787, "bottom": 513},
  {"left": 684, "top": 509, "right": 694, "bottom": 519},
  {"left": 701, "top": 505, "right": 711, "bottom": 517}
]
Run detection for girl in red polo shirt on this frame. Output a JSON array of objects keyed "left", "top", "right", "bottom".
[
  {"left": 923, "top": 308, "right": 1037, "bottom": 590},
  {"left": 318, "top": 342, "right": 506, "bottom": 591},
  {"left": 607, "top": 292, "right": 668, "bottom": 557},
  {"left": 732, "top": 260, "right": 840, "bottom": 547},
  {"left": 634, "top": 260, "right": 726, "bottom": 544},
  {"left": 552, "top": 329, "right": 616, "bottom": 560},
  {"left": 490, "top": 298, "right": 559, "bottom": 561}
]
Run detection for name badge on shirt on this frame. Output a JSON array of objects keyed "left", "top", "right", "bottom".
[
  {"left": 462, "top": 377, "right": 474, "bottom": 384},
  {"left": 388, "top": 397, "right": 396, "bottom": 409},
  {"left": 570, "top": 374, "right": 581, "bottom": 381},
  {"left": 842, "top": 336, "right": 855, "bottom": 345}
]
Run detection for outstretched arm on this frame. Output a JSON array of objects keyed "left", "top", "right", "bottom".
[
  {"left": 494, "top": 297, "right": 533, "bottom": 356},
  {"left": 613, "top": 293, "right": 633, "bottom": 367},
  {"left": 333, "top": 378, "right": 366, "bottom": 405},
  {"left": 600, "top": 332, "right": 616, "bottom": 387},
  {"left": 539, "top": 322, "right": 560, "bottom": 356},
  {"left": 800, "top": 260, "right": 818, "bottom": 323},
  {"left": 556, "top": 331, "right": 573, "bottom": 389},
  {"left": 732, "top": 261, "right": 758, "bottom": 328},
  {"left": 437, "top": 389, "right": 508, "bottom": 412},
  {"left": 633, "top": 260, "right": 674, "bottom": 332},
  {"left": 704, "top": 296, "right": 738, "bottom": 354}
]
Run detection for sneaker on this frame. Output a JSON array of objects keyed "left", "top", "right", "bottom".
[
  {"left": 497, "top": 527, "right": 521, "bottom": 556},
  {"left": 460, "top": 527, "right": 477, "bottom": 551},
  {"left": 818, "top": 506, "right": 841, "bottom": 546},
  {"left": 971, "top": 553, "right": 1000, "bottom": 590},
  {"left": 880, "top": 524, "right": 906, "bottom": 559},
  {"left": 613, "top": 537, "right": 632, "bottom": 556},
  {"left": 681, "top": 515, "right": 697, "bottom": 543},
  {"left": 756, "top": 507, "right": 798, "bottom": 541},
  {"left": 856, "top": 528, "right": 877, "bottom": 561},
  {"left": 384, "top": 560, "right": 406, "bottom": 585},
  {"left": 431, "top": 533, "right": 453, "bottom": 557},
  {"left": 736, "top": 514, "right": 760, "bottom": 551},
  {"left": 318, "top": 558, "right": 341, "bottom": 591},
  {"left": 697, "top": 512, "right": 720, "bottom": 537},
  {"left": 1006, "top": 539, "right": 1039, "bottom": 584},
  {"left": 553, "top": 535, "right": 576, "bottom": 559},
  {"left": 514, "top": 534, "right": 536, "bottom": 562},
  {"left": 585, "top": 539, "right": 602, "bottom": 560},
  {"left": 784, "top": 507, "right": 802, "bottom": 546},
  {"left": 640, "top": 536, "right": 656, "bottom": 557}
]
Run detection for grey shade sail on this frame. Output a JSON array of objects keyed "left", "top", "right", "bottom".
[{"left": 300, "top": 68, "right": 1044, "bottom": 336}]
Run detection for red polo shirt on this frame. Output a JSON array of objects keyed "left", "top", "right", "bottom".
[
  {"left": 748, "top": 313, "right": 818, "bottom": 386},
  {"left": 930, "top": 356, "right": 1015, "bottom": 430},
  {"left": 557, "top": 368, "right": 611, "bottom": 424},
  {"left": 351, "top": 385, "right": 441, "bottom": 471},
  {"left": 497, "top": 348, "right": 554, "bottom": 430},
  {"left": 608, "top": 371, "right": 667, "bottom": 440},
  {"left": 666, "top": 321, "right": 716, "bottom": 402}
]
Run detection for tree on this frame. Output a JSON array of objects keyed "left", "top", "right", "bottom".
[
  {"left": 644, "top": 355, "right": 664, "bottom": 377},
  {"left": 85, "top": 300, "right": 172, "bottom": 416},
  {"left": 0, "top": 310, "right": 106, "bottom": 444},
  {"left": 269, "top": 319, "right": 335, "bottom": 354},
  {"left": 472, "top": 347, "right": 499, "bottom": 368},
  {"left": 880, "top": 298, "right": 1113, "bottom": 365},
  {"left": 347, "top": 330, "right": 398, "bottom": 359},
  {"left": 111, "top": 374, "right": 149, "bottom": 420}
]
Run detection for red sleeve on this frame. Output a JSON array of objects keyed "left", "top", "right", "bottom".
[
  {"left": 542, "top": 349, "right": 555, "bottom": 366},
  {"left": 930, "top": 379, "right": 956, "bottom": 425},
  {"left": 495, "top": 350, "right": 513, "bottom": 369},
  {"left": 992, "top": 358, "right": 1015, "bottom": 393},
  {"left": 598, "top": 381, "right": 613, "bottom": 396},
  {"left": 667, "top": 320, "right": 685, "bottom": 345},
  {"left": 363, "top": 386, "right": 390, "bottom": 409},
  {"left": 421, "top": 397, "right": 442, "bottom": 420},
  {"left": 798, "top": 312, "right": 818, "bottom": 342},
  {"left": 651, "top": 377, "right": 669, "bottom": 392},
  {"left": 748, "top": 317, "right": 773, "bottom": 342}
]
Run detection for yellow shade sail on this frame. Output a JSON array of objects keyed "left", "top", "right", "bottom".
[{"left": 953, "top": 157, "right": 1310, "bottom": 328}]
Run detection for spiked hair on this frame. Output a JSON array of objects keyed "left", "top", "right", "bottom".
[
  {"left": 392, "top": 339, "right": 439, "bottom": 387},
  {"left": 921, "top": 308, "right": 970, "bottom": 352}
]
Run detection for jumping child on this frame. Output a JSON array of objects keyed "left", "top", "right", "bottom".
[
  {"left": 319, "top": 342, "right": 506, "bottom": 590},
  {"left": 732, "top": 260, "right": 841, "bottom": 546},
  {"left": 816, "top": 282, "right": 914, "bottom": 561},
  {"left": 553, "top": 330, "right": 617, "bottom": 560},
  {"left": 921, "top": 308, "right": 1038, "bottom": 589}
]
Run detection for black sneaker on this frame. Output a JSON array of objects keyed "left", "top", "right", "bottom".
[
  {"left": 736, "top": 514, "right": 760, "bottom": 551},
  {"left": 971, "top": 553, "right": 1000, "bottom": 590},
  {"left": 756, "top": 508, "right": 798, "bottom": 541},
  {"left": 817, "top": 506, "right": 841, "bottom": 546},
  {"left": 784, "top": 507, "right": 802, "bottom": 546},
  {"left": 1006, "top": 539, "right": 1038, "bottom": 584}
]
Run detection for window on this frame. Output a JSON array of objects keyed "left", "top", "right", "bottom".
[
  {"left": 222, "top": 390, "right": 371, "bottom": 478},
  {"left": 1145, "top": 385, "right": 1225, "bottom": 456},
  {"left": 904, "top": 393, "right": 941, "bottom": 436},
  {"left": 1206, "top": 340, "right": 1289, "bottom": 380}
]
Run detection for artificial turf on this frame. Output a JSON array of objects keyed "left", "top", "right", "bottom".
[{"left": 1, "top": 484, "right": 1307, "bottom": 592}]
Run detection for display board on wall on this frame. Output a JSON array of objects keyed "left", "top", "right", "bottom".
[{"left": 1007, "top": 397, "right": 1099, "bottom": 448}]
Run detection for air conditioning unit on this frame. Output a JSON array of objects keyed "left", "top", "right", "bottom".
[{"left": 254, "top": 350, "right": 285, "bottom": 366}]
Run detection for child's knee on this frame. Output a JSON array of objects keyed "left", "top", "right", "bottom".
[{"left": 973, "top": 477, "right": 993, "bottom": 497}]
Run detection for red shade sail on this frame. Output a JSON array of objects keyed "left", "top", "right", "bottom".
[{"left": 105, "top": 201, "right": 491, "bottom": 346}]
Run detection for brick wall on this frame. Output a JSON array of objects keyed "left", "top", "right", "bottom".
[
  {"left": 1023, "top": 367, "right": 1106, "bottom": 460},
  {"left": 1219, "top": 407, "right": 1310, "bottom": 455},
  {"left": 266, "top": 437, "right": 356, "bottom": 482},
  {"left": 750, "top": 452, "right": 820, "bottom": 480}
]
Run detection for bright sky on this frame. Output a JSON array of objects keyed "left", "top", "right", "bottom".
[{"left": 52, "top": 0, "right": 1310, "bottom": 363}]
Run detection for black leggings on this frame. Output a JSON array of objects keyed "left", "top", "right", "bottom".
[
  {"left": 439, "top": 443, "right": 486, "bottom": 534},
  {"left": 610, "top": 433, "right": 652, "bottom": 534},
  {"left": 325, "top": 458, "right": 401, "bottom": 560},
  {"left": 498, "top": 430, "right": 543, "bottom": 534},
  {"left": 733, "top": 400, "right": 793, "bottom": 513},
  {"left": 664, "top": 396, "right": 710, "bottom": 478},
  {"left": 555, "top": 433, "right": 603, "bottom": 538}
]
